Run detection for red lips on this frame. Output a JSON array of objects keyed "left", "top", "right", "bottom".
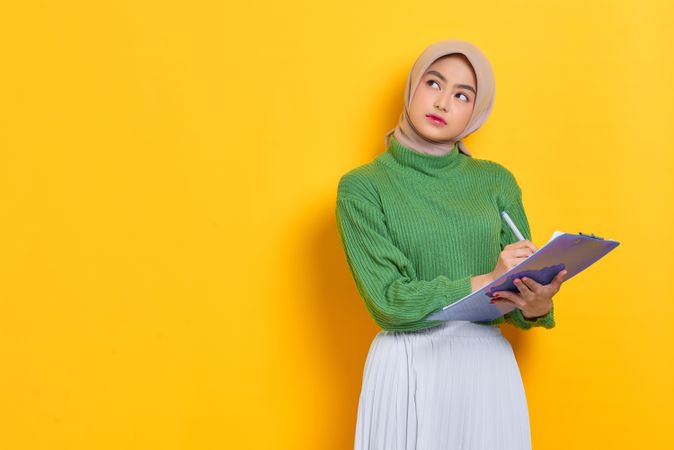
[{"left": 426, "top": 114, "right": 446, "bottom": 125}]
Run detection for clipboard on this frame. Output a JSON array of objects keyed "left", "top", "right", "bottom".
[{"left": 424, "top": 231, "right": 620, "bottom": 322}]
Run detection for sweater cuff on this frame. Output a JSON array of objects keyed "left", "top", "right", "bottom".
[{"left": 508, "top": 302, "right": 556, "bottom": 330}]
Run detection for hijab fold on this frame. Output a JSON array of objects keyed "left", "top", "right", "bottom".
[{"left": 384, "top": 39, "right": 496, "bottom": 157}]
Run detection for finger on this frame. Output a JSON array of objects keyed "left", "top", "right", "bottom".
[
  {"left": 508, "top": 247, "right": 534, "bottom": 258},
  {"left": 513, "top": 278, "right": 534, "bottom": 299},
  {"left": 549, "top": 270, "right": 568, "bottom": 290},
  {"left": 520, "top": 276, "right": 543, "bottom": 295},
  {"left": 506, "top": 255, "right": 532, "bottom": 270},
  {"left": 491, "top": 291, "right": 527, "bottom": 308},
  {"left": 507, "top": 248, "right": 535, "bottom": 258},
  {"left": 516, "top": 239, "right": 538, "bottom": 253},
  {"left": 505, "top": 240, "right": 537, "bottom": 254},
  {"left": 490, "top": 298, "right": 518, "bottom": 308},
  {"left": 524, "top": 239, "right": 539, "bottom": 252}
]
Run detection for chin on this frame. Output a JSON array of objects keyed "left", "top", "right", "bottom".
[
  {"left": 411, "top": 117, "right": 454, "bottom": 141},
  {"left": 419, "top": 127, "right": 453, "bottom": 142}
]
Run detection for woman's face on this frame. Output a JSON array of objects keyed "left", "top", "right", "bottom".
[{"left": 408, "top": 54, "right": 477, "bottom": 142}]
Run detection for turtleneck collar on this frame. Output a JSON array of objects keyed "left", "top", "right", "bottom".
[{"left": 382, "top": 134, "right": 467, "bottom": 179}]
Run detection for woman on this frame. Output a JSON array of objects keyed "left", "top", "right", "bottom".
[{"left": 335, "top": 39, "right": 567, "bottom": 449}]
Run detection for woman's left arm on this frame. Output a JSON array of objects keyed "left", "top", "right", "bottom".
[{"left": 492, "top": 269, "right": 567, "bottom": 329}]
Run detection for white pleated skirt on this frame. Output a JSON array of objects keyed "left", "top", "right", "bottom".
[{"left": 354, "top": 320, "right": 531, "bottom": 450}]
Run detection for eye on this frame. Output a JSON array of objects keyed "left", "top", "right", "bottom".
[
  {"left": 426, "top": 79, "right": 440, "bottom": 89},
  {"left": 456, "top": 92, "right": 470, "bottom": 102}
]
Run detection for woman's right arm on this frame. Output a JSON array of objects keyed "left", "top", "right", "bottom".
[
  {"left": 470, "top": 273, "right": 495, "bottom": 292},
  {"left": 336, "top": 175, "right": 474, "bottom": 332}
]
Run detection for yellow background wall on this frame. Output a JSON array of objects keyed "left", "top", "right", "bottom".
[{"left": 1, "top": 1, "right": 672, "bottom": 449}]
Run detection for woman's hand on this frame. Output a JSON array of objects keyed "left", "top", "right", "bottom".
[
  {"left": 490, "top": 269, "right": 568, "bottom": 318},
  {"left": 490, "top": 240, "right": 538, "bottom": 281}
]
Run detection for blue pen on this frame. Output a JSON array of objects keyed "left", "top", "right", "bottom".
[{"left": 500, "top": 211, "right": 525, "bottom": 241}]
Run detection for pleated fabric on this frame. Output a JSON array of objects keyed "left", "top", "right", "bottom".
[{"left": 354, "top": 320, "right": 531, "bottom": 450}]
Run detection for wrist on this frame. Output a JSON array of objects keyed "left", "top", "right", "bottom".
[
  {"left": 521, "top": 310, "right": 547, "bottom": 320},
  {"left": 521, "top": 302, "right": 552, "bottom": 320},
  {"left": 470, "top": 272, "right": 495, "bottom": 293}
]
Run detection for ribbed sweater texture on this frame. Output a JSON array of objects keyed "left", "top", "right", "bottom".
[{"left": 335, "top": 135, "right": 555, "bottom": 332}]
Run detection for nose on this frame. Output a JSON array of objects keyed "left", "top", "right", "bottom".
[{"left": 434, "top": 93, "right": 450, "bottom": 112}]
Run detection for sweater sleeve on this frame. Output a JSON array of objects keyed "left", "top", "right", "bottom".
[
  {"left": 497, "top": 166, "right": 555, "bottom": 330},
  {"left": 335, "top": 179, "right": 472, "bottom": 332}
]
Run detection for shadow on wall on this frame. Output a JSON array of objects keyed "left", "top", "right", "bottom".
[
  {"left": 309, "top": 204, "right": 531, "bottom": 449},
  {"left": 307, "top": 209, "right": 380, "bottom": 449}
]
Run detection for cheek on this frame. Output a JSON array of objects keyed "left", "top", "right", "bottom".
[
  {"left": 461, "top": 103, "right": 475, "bottom": 120},
  {"left": 411, "top": 90, "right": 432, "bottom": 111}
]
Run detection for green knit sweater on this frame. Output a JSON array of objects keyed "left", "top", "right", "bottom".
[{"left": 335, "top": 135, "right": 555, "bottom": 332}]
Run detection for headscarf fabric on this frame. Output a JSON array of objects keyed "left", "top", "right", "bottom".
[{"left": 384, "top": 39, "right": 496, "bottom": 157}]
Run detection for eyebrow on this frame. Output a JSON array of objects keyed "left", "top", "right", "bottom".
[{"left": 425, "top": 70, "right": 476, "bottom": 95}]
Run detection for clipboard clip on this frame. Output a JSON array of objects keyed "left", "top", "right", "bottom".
[{"left": 579, "top": 232, "right": 605, "bottom": 240}]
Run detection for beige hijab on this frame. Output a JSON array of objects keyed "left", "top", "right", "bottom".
[{"left": 384, "top": 39, "right": 496, "bottom": 157}]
